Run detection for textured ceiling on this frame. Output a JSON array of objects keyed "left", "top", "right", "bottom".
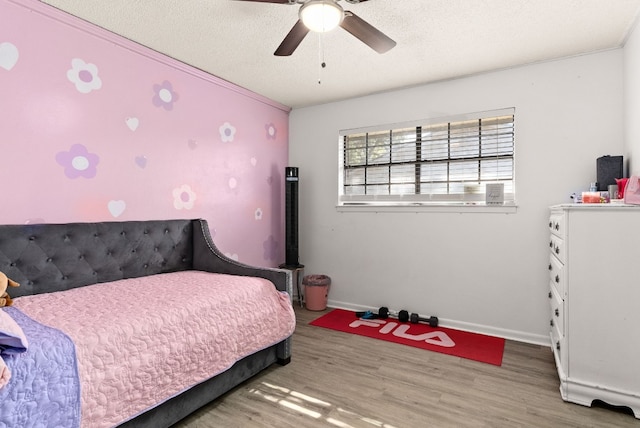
[{"left": 40, "top": 0, "right": 640, "bottom": 108}]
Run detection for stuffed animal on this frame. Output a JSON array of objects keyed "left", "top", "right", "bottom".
[{"left": 0, "top": 272, "right": 19, "bottom": 307}]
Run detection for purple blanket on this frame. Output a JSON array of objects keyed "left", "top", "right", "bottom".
[{"left": 0, "top": 307, "right": 80, "bottom": 428}]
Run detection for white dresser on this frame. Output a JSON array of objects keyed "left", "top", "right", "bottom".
[{"left": 548, "top": 204, "right": 640, "bottom": 418}]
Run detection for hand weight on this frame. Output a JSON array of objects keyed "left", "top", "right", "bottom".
[{"left": 409, "top": 312, "right": 439, "bottom": 327}]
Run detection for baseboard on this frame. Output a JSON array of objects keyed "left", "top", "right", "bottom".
[{"left": 326, "top": 300, "right": 551, "bottom": 347}]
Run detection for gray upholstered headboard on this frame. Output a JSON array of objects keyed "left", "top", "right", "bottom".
[{"left": 0, "top": 219, "right": 195, "bottom": 298}]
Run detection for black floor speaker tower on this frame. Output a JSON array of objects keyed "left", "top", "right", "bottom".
[{"left": 284, "top": 166, "right": 301, "bottom": 267}]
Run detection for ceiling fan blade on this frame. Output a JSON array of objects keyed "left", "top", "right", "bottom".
[
  {"left": 340, "top": 11, "right": 396, "bottom": 54},
  {"left": 274, "top": 20, "right": 310, "bottom": 56}
]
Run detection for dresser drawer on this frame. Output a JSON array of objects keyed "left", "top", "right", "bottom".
[
  {"left": 548, "top": 212, "right": 566, "bottom": 239},
  {"left": 549, "top": 234, "right": 566, "bottom": 264},
  {"left": 549, "top": 284, "right": 565, "bottom": 335},
  {"left": 548, "top": 255, "right": 566, "bottom": 298},
  {"left": 550, "top": 321, "right": 566, "bottom": 371}
]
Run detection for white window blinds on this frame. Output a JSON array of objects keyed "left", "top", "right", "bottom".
[{"left": 339, "top": 108, "right": 515, "bottom": 205}]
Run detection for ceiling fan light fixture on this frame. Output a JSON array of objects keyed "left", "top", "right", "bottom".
[{"left": 299, "top": 0, "right": 344, "bottom": 33}]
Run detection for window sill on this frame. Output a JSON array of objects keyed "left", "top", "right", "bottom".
[{"left": 336, "top": 202, "right": 518, "bottom": 214}]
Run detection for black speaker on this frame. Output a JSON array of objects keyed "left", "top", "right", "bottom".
[
  {"left": 597, "top": 155, "right": 623, "bottom": 191},
  {"left": 284, "top": 167, "right": 301, "bottom": 267}
]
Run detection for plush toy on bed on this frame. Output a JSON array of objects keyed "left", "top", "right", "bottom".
[{"left": 0, "top": 272, "right": 19, "bottom": 307}]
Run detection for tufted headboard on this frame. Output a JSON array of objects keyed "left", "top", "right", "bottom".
[{"left": 0, "top": 219, "right": 195, "bottom": 298}]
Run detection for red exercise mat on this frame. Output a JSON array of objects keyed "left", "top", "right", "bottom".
[{"left": 310, "top": 309, "right": 505, "bottom": 366}]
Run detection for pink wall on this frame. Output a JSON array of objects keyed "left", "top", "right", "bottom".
[{"left": 0, "top": 0, "right": 290, "bottom": 267}]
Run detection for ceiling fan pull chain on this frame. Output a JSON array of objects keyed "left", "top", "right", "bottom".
[{"left": 318, "top": 33, "right": 325, "bottom": 84}]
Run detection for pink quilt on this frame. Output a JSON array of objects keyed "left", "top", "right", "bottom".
[{"left": 13, "top": 271, "right": 296, "bottom": 427}]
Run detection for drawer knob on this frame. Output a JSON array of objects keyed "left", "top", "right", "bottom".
[
  {"left": 555, "top": 275, "right": 560, "bottom": 283},
  {"left": 555, "top": 308, "right": 560, "bottom": 317},
  {"left": 549, "top": 241, "right": 553, "bottom": 248},
  {"left": 555, "top": 246, "right": 560, "bottom": 254},
  {"left": 548, "top": 263, "right": 552, "bottom": 271},
  {"left": 556, "top": 341, "right": 561, "bottom": 351},
  {"left": 555, "top": 224, "right": 560, "bottom": 231},
  {"left": 549, "top": 221, "right": 553, "bottom": 228},
  {"left": 548, "top": 291, "right": 552, "bottom": 299},
  {"left": 550, "top": 319, "right": 554, "bottom": 327}
]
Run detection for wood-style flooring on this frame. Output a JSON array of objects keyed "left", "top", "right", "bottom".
[{"left": 173, "top": 307, "right": 638, "bottom": 428}]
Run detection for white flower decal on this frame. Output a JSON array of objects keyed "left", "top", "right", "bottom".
[
  {"left": 219, "top": 122, "right": 236, "bottom": 142},
  {"left": 172, "top": 184, "right": 197, "bottom": 210},
  {"left": 67, "top": 58, "right": 102, "bottom": 93},
  {"left": 255, "top": 208, "right": 263, "bottom": 220},
  {"left": 265, "top": 123, "right": 277, "bottom": 140}
]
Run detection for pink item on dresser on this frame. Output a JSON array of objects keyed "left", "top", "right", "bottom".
[
  {"left": 615, "top": 177, "right": 629, "bottom": 199},
  {"left": 623, "top": 176, "right": 640, "bottom": 205}
]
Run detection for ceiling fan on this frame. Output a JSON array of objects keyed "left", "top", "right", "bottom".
[{"left": 236, "top": 0, "right": 396, "bottom": 56}]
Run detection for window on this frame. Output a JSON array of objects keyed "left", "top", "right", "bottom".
[{"left": 339, "top": 108, "right": 515, "bottom": 208}]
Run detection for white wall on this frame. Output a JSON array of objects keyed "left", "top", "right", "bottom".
[
  {"left": 289, "top": 50, "right": 624, "bottom": 344},
  {"left": 625, "top": 19, "right": 640, "bottom": 175}
]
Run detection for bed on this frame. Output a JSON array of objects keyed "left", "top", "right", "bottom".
[{"left": 0, "top": 219, "right": 296, "bottom": 427}]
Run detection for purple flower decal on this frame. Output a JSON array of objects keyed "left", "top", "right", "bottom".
[
  {"left": 152, "top": 80, "right": 179, "bottom": 111},
  {"left": 263, "top": 235, "right": 278, "bottom": 261},
  {"left": 56, "top": 144, "right": 99, "bottom": 179},
  {"left": 265, "top": 123, "right": 277, "bottom": 140}
]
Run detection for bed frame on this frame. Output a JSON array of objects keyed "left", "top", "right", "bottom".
[{"left": 0, "top": 218, "right": 292, "bottom": 427}]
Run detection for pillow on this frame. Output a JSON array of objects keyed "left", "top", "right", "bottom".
[
  {"left": 0, "top": 356, "right": 10, "bottom": 389},
  {"left": 0, "top": 309, "right": 28, "bottom": 355}
]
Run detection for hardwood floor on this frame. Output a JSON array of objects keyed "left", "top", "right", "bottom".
[{"left": 173, "top": 307, "right": 638, "bottom": 428}]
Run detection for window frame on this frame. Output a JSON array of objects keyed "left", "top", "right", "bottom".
[{"left": 337, "top": 108, "right": 517, "bottom": 213}]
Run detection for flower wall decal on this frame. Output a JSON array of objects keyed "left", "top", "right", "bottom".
[
  {"left": 56, "top": 144, "right": 100, "bottom": 179},
  {"left": 265, "top": 123, "right": 277, "bottom": 140},
  {"left": 219, "top": 122, "right": 236, "bottom": 142},
  {"left": 67, "top": 58, "right": 102, "bottom": 93},
  {"left": 152, "top": 80, "right": 179, "bottom": 110},
  {"left": 172, "top": 184, "right": 196, "bottom": 210}
]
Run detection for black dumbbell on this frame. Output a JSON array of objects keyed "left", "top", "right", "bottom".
[
  {"left": 356, "top": 307, "right": 409, "bottom": 321},
  {"left": 379, "top": 307, "right": 409, "bottom": 322},
  {"left": 409, "top": 313, "right": 439, "bottom": 327}
]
